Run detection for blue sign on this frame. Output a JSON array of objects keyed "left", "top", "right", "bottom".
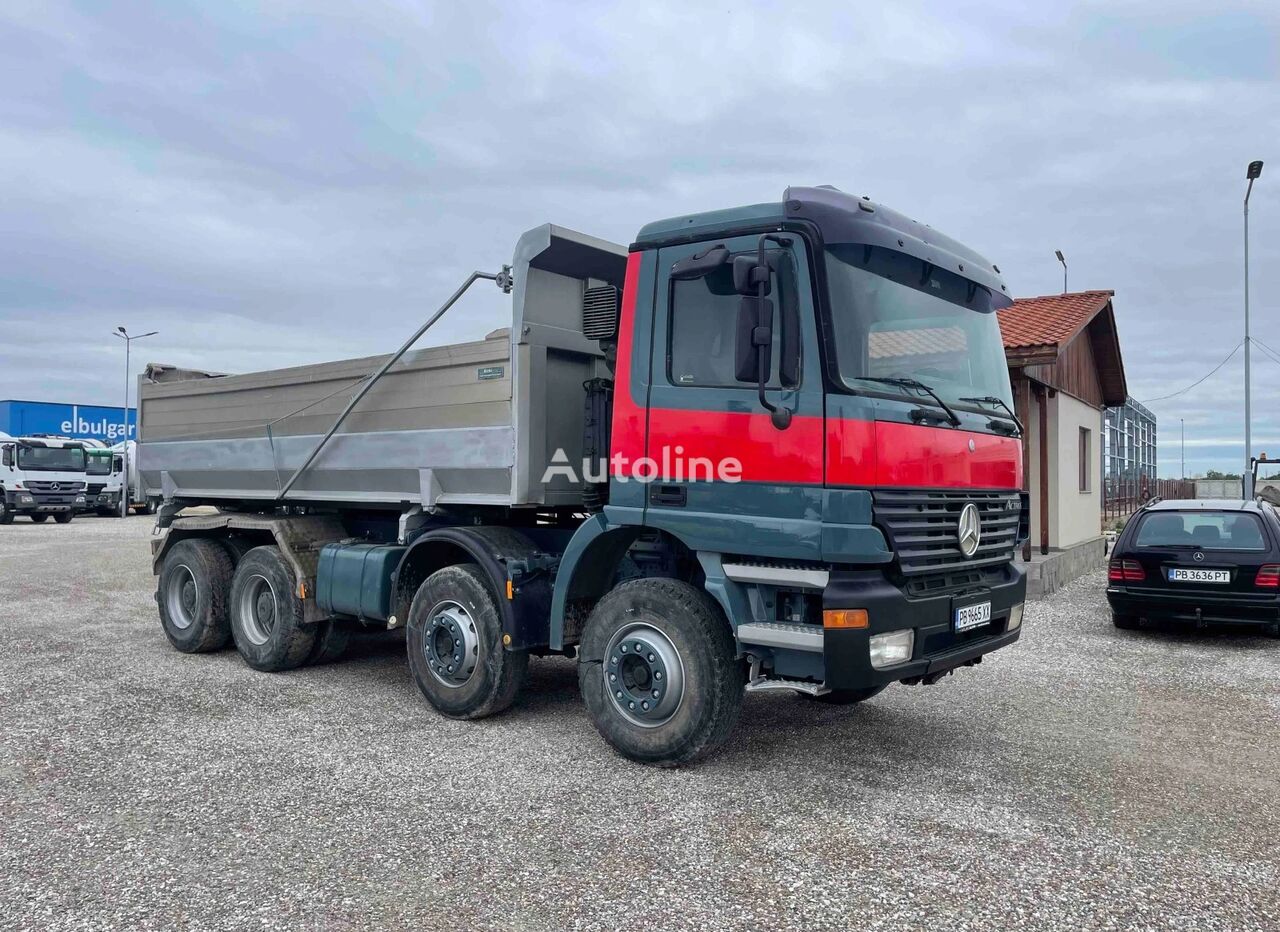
[{"left": 0, "top": 400, "right": 137, "bottom": 443}]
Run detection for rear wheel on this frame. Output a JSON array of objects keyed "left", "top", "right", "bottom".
[
  {"left": 406, "top": 564, "right": 528, "bottom": 719},
  {"left": 29, "top": 514, "right": 49, "bottom": 524},
  {"left": 306, "top": 620, "right": 351, "bottom": 665},
  {"left": 579, "top": 578, "right": 743, "bottom": 767},
  {"left": 53, "top": 511, "right": 74, "bottom": 524},
  {"left": 157, "top": 539, "right": 235, "bottom": 652},
  {"left": 229, "top": 546, "right": 316, "bottom": 672}
]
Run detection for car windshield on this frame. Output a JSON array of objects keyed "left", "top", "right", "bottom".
[
  {"left": 1134, "top": 511, "right": 1268, "bottom": 551},
  {"left": 16, "top": 445, "right": 86, "bottom": 472},
  {"left": 86, "top": 454, "right": 112, "bottom": 476},
  {"left": 825, "top": 244, "right": 1014, "bottom": 410}
]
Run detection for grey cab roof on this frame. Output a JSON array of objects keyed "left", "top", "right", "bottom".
[{"left": 633, "top": 184, "right": 1009, "bottom": 298}]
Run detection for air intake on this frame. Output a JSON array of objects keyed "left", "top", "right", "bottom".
[{"left": 582, "top": 285, "right": 619, "bottom": 340}]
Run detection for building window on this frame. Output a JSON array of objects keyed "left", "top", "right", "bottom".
[{"left": 1079, "top": 427, "right": 1092, "bottom": 492}]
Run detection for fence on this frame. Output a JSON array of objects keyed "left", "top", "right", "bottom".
[{"left": 1102, "top": 476, "right": 1196, "bottom": 524}]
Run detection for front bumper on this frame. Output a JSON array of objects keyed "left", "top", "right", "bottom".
[
  {"left": 3, "top": 490, "right": 84, "bottom": 514},
  {"left": 822, "top": 563, "right": 1026, "bottom": 690},
  {"left": 1107, "top": 586, "right": 1280, "bottom": 627}
]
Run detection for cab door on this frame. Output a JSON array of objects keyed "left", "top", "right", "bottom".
[{"left": 641, "top": 233, "right": 825, "bottom": 560}]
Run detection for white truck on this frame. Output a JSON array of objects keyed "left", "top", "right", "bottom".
[
  {"left": 81, "top": 442, "right": 125, "bottom": 516},
  {"left": 0, "top": 434, "right": 89, "bottom": 524}
]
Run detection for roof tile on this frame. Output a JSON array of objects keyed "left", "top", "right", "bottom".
[{"left": 997, "top": 290, "right": 1114, "bottom": 352}]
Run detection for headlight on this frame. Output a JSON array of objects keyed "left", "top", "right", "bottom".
[
  {"left": 75, "top": 495, "right": 86, "bottom": 503},
  {"left": 869, "top": 629, "right": 915, "bottom": 669},
  {"left": 1008, "top": 603, "right": 1024, "bottom": 631},
  {"left": 17, "top": 493, "right": 34, "bottom": 505}
]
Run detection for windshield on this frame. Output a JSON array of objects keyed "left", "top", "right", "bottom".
[
  {"left": 1134, "top": 511, "right": 1268, "bottom": 551},
  {"left": 86, "top": 454, "right": 112, "bottom": 476},
  {"left": 825, "top": 244, "right": 1014, "bottom": 410},
  {"left": 17, "top": 445, "right": 87, "bottom": 472}
]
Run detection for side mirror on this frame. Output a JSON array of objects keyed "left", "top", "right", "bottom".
[
  {"left": 1, "top": 447, "right": 10, "bottom": 468},
  {"left": 735, "top": 297, "right": 773, "bottom": 383},
  {"left": 670, "top": 244, "right": 729, "bottom": 281}
]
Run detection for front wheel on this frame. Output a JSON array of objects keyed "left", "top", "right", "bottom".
[
  {"left": 29, "top": 514, "right": 49, "bottom": 524},
  {"left": 579, "top": 578, "right": 743, "bottom": 767},
  {"left": 53, "top": 511, "right": 74, "bottom": 524},
  {"left": 405, "top": 564, "right": 528, "bottom": 719}
]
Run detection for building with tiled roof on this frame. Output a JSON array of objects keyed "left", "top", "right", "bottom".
[{"left": 997, "top": 291, "right": 1128, "bottom": 591}]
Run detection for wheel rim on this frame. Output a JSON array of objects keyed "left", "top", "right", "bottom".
[
  {"left": 166, "top": 565, "right": 199, "bottom": 630},
  {"left": 604, "top": 623, "right": 685, "bottom": 728},
  {"left": 237, "top": 574, "right": 277, "bottom": 646},
  {"left": 423, "top": 600, "right": 480, "bottom": 688}
]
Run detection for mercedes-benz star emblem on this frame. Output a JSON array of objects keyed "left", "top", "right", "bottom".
[
  {"left": 50, "top": 483, "right": 60, "bottom": 491},
  {"left": 957, "top": 502, "right": 982, "bottom": 558},
  {"left": 1193, "top": 551, "right": 1204, "bottom": 562}
]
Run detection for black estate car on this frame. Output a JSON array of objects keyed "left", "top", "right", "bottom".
[{"left": 1106, "top": 499, "right": 1280, "bottom": 634}]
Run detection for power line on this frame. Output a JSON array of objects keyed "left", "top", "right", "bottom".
[
  {"left": 1140, "top": 340, "right": 1244, "bottom": 403},
  {"left": 1252, "top": 336, "right": 1280, "bottom": 370}
]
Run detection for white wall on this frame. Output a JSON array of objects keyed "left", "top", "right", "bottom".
[
  {"left": 1025, "top": 389, "right": 1103, "bottom": 551},
  {"left": 1051, "top": 392, "right": 1102, "bottom": 549}
]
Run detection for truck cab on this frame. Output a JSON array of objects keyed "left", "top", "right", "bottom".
[
  {"left": 81, "top": 445, "right": 124, "bottom": 516},
  {"left": 0, "top": 435, "right": 89, "bottom": 524}
]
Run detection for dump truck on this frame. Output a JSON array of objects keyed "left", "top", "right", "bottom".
[{"left": 140, "top": 185, "right": 1028, "bottom": 765}]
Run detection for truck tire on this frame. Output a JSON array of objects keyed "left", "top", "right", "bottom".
[
  {"left": 406, "top": 564, "right": 529, "bottom": 719},
  {"left": 54, "top": 511, "right": 74, "bottom": 524},
  {"left": 306, "top": 620, "right": 351, "bottom": 665},
  {"left": 578, "top": 578, "right": 743, "bottom": 767},
  {"left": 0, "top": 503, "right": 12, "bottom": 525},
  {"left": 29, "top": 514, "right": 49, "bottom": 523},
  {"left": 157, "top": 538, "right": 235, "bottom": 653},
  {"left": 228, "top": 546, "right": 316, "bottom": 672},
  {"left": 804, "top": 685, "right": 886, "bottom": 705}
]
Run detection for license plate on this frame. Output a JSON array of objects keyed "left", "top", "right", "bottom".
[
  {"left": 1167, "top": 568, "right": 1230, "bottom": 583},
  {"left": 954, "top": 600, "right": 992, "bottom": 632}
]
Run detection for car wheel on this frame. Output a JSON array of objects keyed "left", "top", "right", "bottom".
[
  {"left": 157, "top": 539, "right": 235, "bottom": 652},
  {"left": 579, "top": 578, "right": 743, "bottom": 767},
  {"left": 229, "top": 546, "right": 316, "bottom": 672},
  {"left": 405, "top": 564, "right": 528, "bottom": 719}
]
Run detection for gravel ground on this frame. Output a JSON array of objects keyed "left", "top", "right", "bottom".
[{"left": 1, "top": 517, "right": 1278, "bottom": 931}]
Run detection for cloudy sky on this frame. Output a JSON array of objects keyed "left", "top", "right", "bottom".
[{"left": 2, "top": 1, "right": 1277, "bottom": 475}]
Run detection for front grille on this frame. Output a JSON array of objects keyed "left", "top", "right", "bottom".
[
  {"left": 87, "top": 483, "right": 106, "bottom": 496},
  {"left": 873, "top": 489, "right": 1021, "bottom": 577},
  {"left": 25, "top": 481, "right": 85, "bottom": 493}
]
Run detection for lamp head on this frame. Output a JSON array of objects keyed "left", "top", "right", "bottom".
[
  {"left": 1247, "top": 160, "right": 1263, "bottom": 180},
  {"left": 1054, "top": 250, "right": 1065, "bottom": 263}
]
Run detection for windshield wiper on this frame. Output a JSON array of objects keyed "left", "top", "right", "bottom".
[
  {"left": 960, "top": 395, "right": 1024, "bottom": 436},
  {"left": 857, "top": 377, "right": 961, "bottom": 427}
]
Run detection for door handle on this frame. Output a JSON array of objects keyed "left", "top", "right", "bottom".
[{"left": 649, "top": 484, "right": 687, "bottom": 507}]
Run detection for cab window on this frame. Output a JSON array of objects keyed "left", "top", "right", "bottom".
[{"left": 667, "top": 250, "right": 796, "bottom": 389}]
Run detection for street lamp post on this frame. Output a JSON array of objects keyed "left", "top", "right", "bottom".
[
  {"left": 1181, "top": 418, "right": 1185, "bottom": 481},
  {"left": 1055, "top": 249, "right": 1067, "bottom": 293},
  {"left": 113, "top": 327, "right": 157, "bottom": 517},
  {"left": 1244, "top": 160, "right": 1263, "bottom": 499}
]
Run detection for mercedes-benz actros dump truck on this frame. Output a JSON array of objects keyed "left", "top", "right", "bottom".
[
  {"left": 0, "top": 434, "right": 89, "bottom": 524},
  {"left": 140, "top": 186, "right": 1028, "bottom": 766}
]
